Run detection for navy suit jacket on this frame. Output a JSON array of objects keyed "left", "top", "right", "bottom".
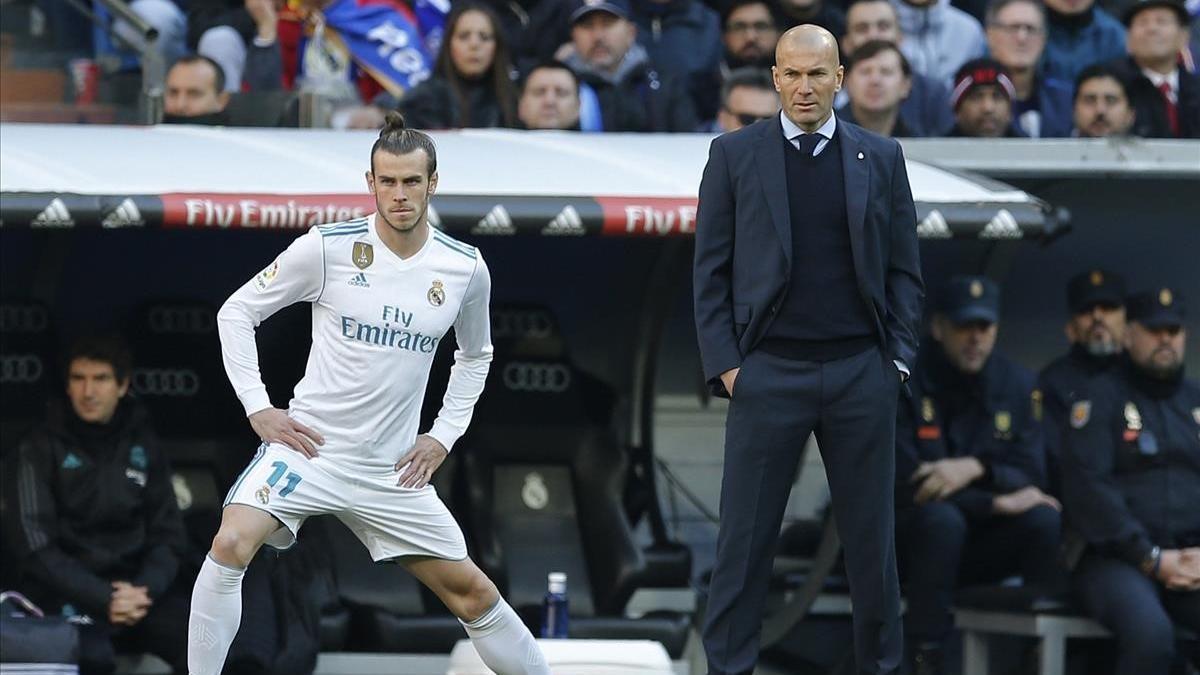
[{"left": 693, "top": 114, "right": 924, "bottom": 398}]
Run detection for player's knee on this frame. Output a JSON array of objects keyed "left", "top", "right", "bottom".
[
  {"left": 457, "top": 573, "right": 500, "bottom": 622},
  {"left": 209, "top": 528, "right": 258, "bottom": 568}
]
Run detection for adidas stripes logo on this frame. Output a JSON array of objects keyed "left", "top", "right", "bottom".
[
  {"left": 542, "top": 205, "right": 585, "bottom": 236},
  {"left": 101, "top": 198, "right": 145, "bottom": 228},
  {"left": 32, "top": 198, "right": 74, "bottom": 228},
  {"left": 471, "top": 205, "right": 516, "bottom": 235}
]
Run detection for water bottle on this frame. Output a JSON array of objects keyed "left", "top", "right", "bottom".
[{"left": 540, "top": 572, "right": 569, "bottom": 639}]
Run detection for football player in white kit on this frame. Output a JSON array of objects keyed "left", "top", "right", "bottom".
[{"left": 187, "top": 112, "right": 550, "bottom": 675}]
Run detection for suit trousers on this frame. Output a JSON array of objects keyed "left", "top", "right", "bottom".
[{"left": 703, "top": 346, "right": 904, "bottom": 675}]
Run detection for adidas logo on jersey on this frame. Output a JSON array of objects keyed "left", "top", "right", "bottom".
[
  {"left": 62, "top": 452, "right": 83, "bottom": 469},
  {"left": 979, "top": 209, "right": 1023, "bottom": 239},
  {"left": 348, "top": 272, "right": 370, "bottom": 288},
  {"left": 542, "top": 205, "right": 586, "bottom": 236},
  {"left": 916, "top": 210, "right": 952, "bottom": 239},
  {"left": 471, "top": 204, "right": 516, "bottom": 235},
  {"left": 101, "top": 198, "right": 145, "bottom": 228},
  {"left": 32, "top": 198, "right": 74, "bottom": 228}
]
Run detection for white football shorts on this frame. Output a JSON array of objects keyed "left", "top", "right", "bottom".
[{"left": 224, "top": 442, "right": 468, "bottom": 562}]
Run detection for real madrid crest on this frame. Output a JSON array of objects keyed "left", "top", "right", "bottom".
[
  {"left": 352, "top": 242, "right": 374, "bottom": 270},
  {"left": 1090, "top": 270, "right": 1103, "bottom": 286},
  {"left": 427, "top": 279, "right": 445, "bottom": 307},
  {"left": 1160, "top": 288, "right": 1173, "bottom": 306},
  {"left": 1070, "top": 400, "right": 1091, "bottom": 428},
  {"left": 255, "top": 485, "right": 271, "bottom": 505},
  {"left": 970, "top": 280, "right": 984, "bottom": 298}
]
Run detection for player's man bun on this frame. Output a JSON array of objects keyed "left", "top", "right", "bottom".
[
  {"left": 381, "top": 110, "right": 408, "bottom": 136},
  {"left": 371, "top": 111, "right": 437, "bottom": 177}
]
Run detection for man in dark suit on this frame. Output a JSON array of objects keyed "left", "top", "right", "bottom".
[{"left": 694, "top": 23, "right": 924, "bottom": 675}]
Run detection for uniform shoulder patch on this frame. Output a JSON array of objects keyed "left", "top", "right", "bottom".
[{"left": 1070, "top": 400, "right": 1091, "bottom": 428}]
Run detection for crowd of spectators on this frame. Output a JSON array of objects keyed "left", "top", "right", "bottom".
[{"left": 92, "top": 0, "right": 1197, "bottom": 137}]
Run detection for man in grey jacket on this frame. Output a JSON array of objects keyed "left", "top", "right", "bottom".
[{"left": 891, "top": 0, "right": 986, "bottom": 86}]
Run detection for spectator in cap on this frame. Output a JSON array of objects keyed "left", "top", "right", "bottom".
[
  {"left": 840, "top": 0, "right": 955, "bottom": 135},
  {"left": 712, "top": 66, "right": 778, "bottom": 131},
  {"left": 1041, "top": 0, "right": 1125, "bottom": 85},
  {"left": 631, "top": 0, "right": 723, "bottom": 122},
  {"left": 838, "top": 39, "right": 918, "bottom": 136},
  {"left": 778, "top": 0, "right": 847, "bottom": 37},
  {"left": 1109, "top": 0, "right": 1199, "bottom": 137},
  {"left": 517, "top": 61, "right": 583, "bottom": 129},
  {"left": 890, "top": 0, "right": 986, "bottom": 88},
  {"left": 947, "top": 57, "right": 1025, "bottom": 135},
  {"left": 985, "top": 0, "right": 1074, "bottom": 137},
  {"left": 1072, "top": 63, "right": 1139, "bottom": 136},
  {"left": 1061, "top": 285, "right": 1199, "bottom": 675},
  {"left": 896, "top": 275, "right": 1061, "bottom": 675},
  {"left": 1038, "top": 269, "right": 1127, "bottom": 496},
  {"left": 561, "top": 0, "right": 699, "bottom": 131}
]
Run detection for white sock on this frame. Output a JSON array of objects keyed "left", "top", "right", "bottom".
[
  {"left": 188, "top": 554, "right": 245, "bottom": 675},
  {"left": 461, "top": 599, "right": 551, "bottom": 675}
]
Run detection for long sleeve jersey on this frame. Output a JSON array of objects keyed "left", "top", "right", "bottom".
[{"left": 217, "top": 216, "right": 493, "bottom": 471}]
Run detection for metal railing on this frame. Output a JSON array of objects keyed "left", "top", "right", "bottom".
[{"left": 61, "top": 0, "right": 164, "bottom": 124}]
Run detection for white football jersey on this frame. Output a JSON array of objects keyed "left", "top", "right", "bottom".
[{"left": 217, "top": 215, "right": 493, "bottom": 471}]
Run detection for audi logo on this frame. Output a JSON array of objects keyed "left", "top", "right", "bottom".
[
  {"left": 133, "top": 369, "right": 200, "bottom": 396},
  {"left": 0, "top": 305, "right": 49, "bottom": 333},
  {"left": 0, "top": 354, "right": 44, "bottom": 383},
  {"left": 147, "top": 306, "right": 216, "bottom": 334},
  {"left": 492, "top": 311, "right": 555, "bottom": 340},
  {"left": 501, "top": 362, "right": 571, "bottom": 393}
]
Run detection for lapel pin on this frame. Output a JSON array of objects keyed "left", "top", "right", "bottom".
[{"left": 857, "top": 152, "right": 864, "bottom": 160}]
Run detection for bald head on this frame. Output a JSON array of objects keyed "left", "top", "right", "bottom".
[
  {"left": 776, "top": 24, "right": 841, "bottom": 66},
  {"left": 772, "top": 24, "right": 844, "bottom": 131}
]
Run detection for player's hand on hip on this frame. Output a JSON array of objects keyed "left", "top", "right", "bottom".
[
  {"left": 396, "top": 434, "right": 448, "bottom": 489},
  {"left": 249, "top": 408, "right": 324, "bottom": 459}
]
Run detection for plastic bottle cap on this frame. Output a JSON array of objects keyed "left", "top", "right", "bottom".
[{"left": 548, "top": 572, "right": 567, "bottom": 593}]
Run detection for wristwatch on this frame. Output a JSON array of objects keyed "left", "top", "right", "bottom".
[{"left": 1139, "top": 545, "right": 1162, "bottom": 577}]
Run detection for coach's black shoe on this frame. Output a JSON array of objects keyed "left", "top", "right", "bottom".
[{"left": 911, "top": 643, "right": 944, "bottom": 675}]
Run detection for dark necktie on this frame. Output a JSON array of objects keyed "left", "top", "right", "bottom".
[
  {"left": 798, "top": 133, "right": 821, "bottom": 158},
  {"left": 1157, "top": 81, "right": 1181, "bottom": 137}
]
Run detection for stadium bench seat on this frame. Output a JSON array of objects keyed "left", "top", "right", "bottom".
[
  {"left": 953, "top": 584, "right": 1197, "bottom": 675},
  {"left": 460, "top": 350, "right": 692, "bottom": 657}
]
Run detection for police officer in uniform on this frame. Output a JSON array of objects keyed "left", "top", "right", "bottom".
[
  {"left": 1038, "top": 268, "right": 1127, "bottom": 495},
  {"left": 1063, "top": 287, "right": 1200, "bottom": 675},
  {"left": 896, "top": 276, "right": 1062, "bottom": 675}
]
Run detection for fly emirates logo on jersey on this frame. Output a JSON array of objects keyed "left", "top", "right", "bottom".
[{"left": 340, "top": 304, "right": 441, "bottom": 354}]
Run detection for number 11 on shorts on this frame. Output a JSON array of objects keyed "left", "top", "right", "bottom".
[{"left": 266, "top": 461, "right": 302, "bottom": 497}]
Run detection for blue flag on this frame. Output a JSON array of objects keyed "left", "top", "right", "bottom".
[
  {"left": 321, "top": 0, "right": 437, "bottom": 96},
  {"left": 413, "top": 0, "right": 449, "bottom": 58}
]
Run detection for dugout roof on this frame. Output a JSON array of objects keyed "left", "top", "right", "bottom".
[{"left": 0, "top": 123, "right": 1062, "bottom": 238}]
